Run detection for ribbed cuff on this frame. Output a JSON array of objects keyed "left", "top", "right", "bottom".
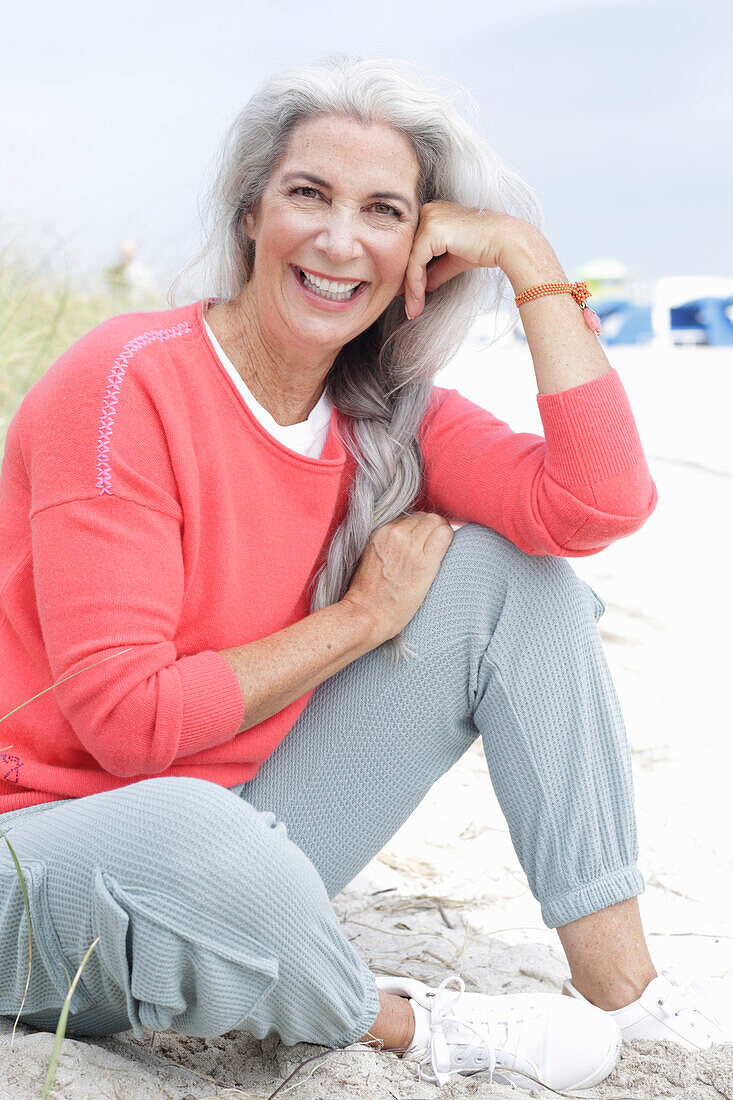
[
  {"left": 330, "top": 957, "right": 382, "bottom": 1049},
  {"left": 541, "top": 865, "right": 646, "bottom": 928},
  {"left": 536, "top": 368, "right": 648, "bottom": 487},
  {"left": 176, "top": 650, "right": 245, "bottom": 757}
]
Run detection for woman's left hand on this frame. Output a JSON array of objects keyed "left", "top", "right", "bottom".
[{"left": 398, "top": 202, "right": 540, "bottom": 319}]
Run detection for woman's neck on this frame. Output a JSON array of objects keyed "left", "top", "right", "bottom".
[{"left": 205, "top": 295, "right": 330, "bottom": 427}]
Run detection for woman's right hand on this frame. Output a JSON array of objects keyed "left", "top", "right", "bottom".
[{"left": 342, "top": 512, "right": 455, "bottom": 643}]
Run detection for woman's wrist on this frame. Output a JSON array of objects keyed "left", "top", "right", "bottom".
[{"left": 499, "top": 228, "right": 569, "bottom": 298}]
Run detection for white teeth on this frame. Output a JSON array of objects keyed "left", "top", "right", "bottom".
[
  {"left": 299, "top": 267, "right": 362, "bottom": 301},
  {"left": 300, "top": 268, "right": 361, "bottom": 293}
]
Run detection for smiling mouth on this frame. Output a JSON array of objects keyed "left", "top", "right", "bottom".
[{"left": 294, "top": 266, "right": 367, "bottom": 301}]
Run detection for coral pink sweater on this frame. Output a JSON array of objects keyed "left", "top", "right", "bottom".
[{"left": 0, "top": 298, "right": 658, "bottom": 812}]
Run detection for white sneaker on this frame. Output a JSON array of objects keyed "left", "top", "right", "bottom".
[
  {"left": 375, "top": 972, "right": 622, "bottom": 1090},
  {"left": 562, "top": 967, "right": 729, "bottom": 1051}
]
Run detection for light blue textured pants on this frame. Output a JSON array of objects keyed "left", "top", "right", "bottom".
[{"left": 0, "top": 523, "right": 644, "bottom": 1048}]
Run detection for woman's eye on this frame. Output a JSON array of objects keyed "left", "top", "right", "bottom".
[
  {"left": 372, "top": 202, "right": 401, "bottom": 218},
  {"left": 289, "top": 187, "right": 400, "bottom": 218}
]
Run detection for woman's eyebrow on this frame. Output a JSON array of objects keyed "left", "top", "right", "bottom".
[{"left": 281, "top": 171, "right": 414, "bottom": 214}]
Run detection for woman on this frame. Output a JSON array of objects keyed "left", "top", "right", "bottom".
[{"left": 0, "top": 53, "right": 725, "bottom": 1092}]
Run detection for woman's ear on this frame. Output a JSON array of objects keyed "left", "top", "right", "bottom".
[{"left": 243, "top": 210, "right": 257, "bottom": 241}]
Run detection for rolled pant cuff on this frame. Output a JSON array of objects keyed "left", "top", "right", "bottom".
[
  {"left": 541, "top": 865, "right": 646, "bottom": 928},
  {"left": 333, "top": 979, "right": 382, "bottom": 1049}
]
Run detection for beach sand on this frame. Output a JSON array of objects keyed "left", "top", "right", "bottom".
[{"left": 1, "top": 337, "right": 732, "bottom": 1098}]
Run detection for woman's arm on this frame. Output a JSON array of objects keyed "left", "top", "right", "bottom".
[
  {"left": 404, "top": 208, "right": 657, "bottom": 556},
  {"left": 404, "top": 206, "right": 615, "bottom": 398},
  {"left": 218, "top": 599, "right": 380, "bottom": 735},
  {"left": 499, "top": 227, "right": 614, "bottom": 395},
  {"left": 416, "top": 375, "right": 657, "bottom": 558}
]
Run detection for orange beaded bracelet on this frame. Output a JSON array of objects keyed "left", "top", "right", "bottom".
[{"left": 514, "top": 280, "right": 604, "bottom": 336}]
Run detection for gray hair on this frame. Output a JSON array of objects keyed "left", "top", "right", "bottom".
[{"left": 168, "top": 53, "right": 545, "bottom": 666}]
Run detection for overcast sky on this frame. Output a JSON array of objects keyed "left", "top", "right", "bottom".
[{"left": 1, "top": 0, "right": 729, "bottom": 292}]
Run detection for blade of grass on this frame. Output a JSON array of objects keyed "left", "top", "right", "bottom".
[
  {"left": 40, "top": 936, "right": 99, "bottom": 1100},
  {"left": 0, "top": 830, "right": 33, "bottom": 1049},
  {"left": 0, "top": 647, "right": 134, "bottom": 724}
]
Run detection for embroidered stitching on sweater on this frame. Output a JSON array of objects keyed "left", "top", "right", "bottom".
[
  {"left": 0, "top": 752, "right": 22, "bottom": 784},
  {"left": 96, "top": 322, "right": 191, "bottom": 495}
]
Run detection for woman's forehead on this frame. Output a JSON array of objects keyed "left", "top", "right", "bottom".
[{"left": 280, "top": 117, "right": 420, "bottom": 190}]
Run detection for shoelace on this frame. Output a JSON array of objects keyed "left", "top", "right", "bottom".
[
  {"left": 416, "top": 974, "right": 541, "bottom": 1088},
  {"left": 655, "top": 967, "right": 725, "bottom": 1041}
]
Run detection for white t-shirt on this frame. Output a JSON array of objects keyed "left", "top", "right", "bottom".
[{"left": 204, "top": 318, "right": 334, "bottom": 459}]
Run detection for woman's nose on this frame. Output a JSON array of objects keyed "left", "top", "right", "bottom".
[{"left": 314, "top": 211, "right": 364, "bottom": 263}]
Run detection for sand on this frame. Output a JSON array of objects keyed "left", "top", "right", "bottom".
[{"left": 1, "top": 336, "right": 732, "bottom": 1098}]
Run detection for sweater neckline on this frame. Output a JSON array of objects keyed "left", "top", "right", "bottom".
[{"left": 193, "top": 298, "right": 347, "bottom": 471}]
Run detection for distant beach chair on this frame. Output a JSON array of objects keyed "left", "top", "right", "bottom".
[
  {"left": 668, "top": 296, "right": 733, "bottom": 346},
  {"left": 652, "top": 276, "right": 733, "bottom": 346}
]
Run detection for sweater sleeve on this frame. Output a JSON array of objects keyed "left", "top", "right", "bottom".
[
  {"left": 28, "top": 495, "right": 245, "bottom": 777},
  {"left": 18, "top": 325, "right": 245, "bottom": 777},
  {"left": 418, "top": 367, "right": 658, "bottom": 557}
]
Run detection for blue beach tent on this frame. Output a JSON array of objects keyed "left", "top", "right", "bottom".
[{"left": 669, "top": 296, "right": 733, "bottom": 345}]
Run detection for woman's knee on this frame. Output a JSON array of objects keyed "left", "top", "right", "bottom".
[
  {"left": 406, "top": 523, "right": 511, "bottom": 635},
  {"left": 435, "top": 522, "right": 531, "bottom": 598},
  {"left": 92, "top": 777, "right": 307, "bottom": 896},
  {"left": 11, "top": 776, "right": 307, "bottom": 921},
  {"left": 411, "top": 521, "right": 529, "bottom": 628},
  {"left": 442, "top": 522, "right": 600, "bottom": 614},
  {"left": 412, "top": 521, "right": 602, "bottom": 646}
]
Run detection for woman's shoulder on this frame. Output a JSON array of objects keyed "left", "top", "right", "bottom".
[
  {"left": 53, "top": 300, "right": 195, "bottom": 374},
  {"left": 20, "top": 302, "right": 199, "bottom": 417},
  {"left": 13, "top": 303, "right": 199, "bottom": 514}
]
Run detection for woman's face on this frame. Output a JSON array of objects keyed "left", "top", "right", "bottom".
[{"left": 242, "top": 114, "right": 421, "bottom": 356}]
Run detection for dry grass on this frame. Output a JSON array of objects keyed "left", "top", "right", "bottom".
[{"left": 0, "top": 241, "right": 164, "bottom": 454}]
